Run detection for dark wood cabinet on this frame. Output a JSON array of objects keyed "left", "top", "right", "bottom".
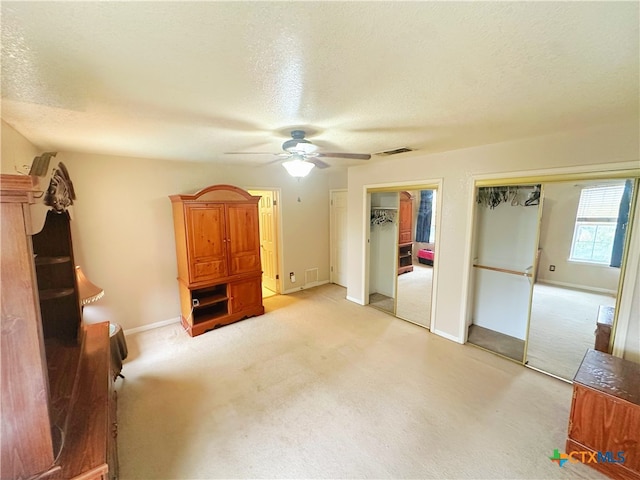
[
  {"left": 398, "top": 191, "right": 413, "bottom": 275},
  {"left": 1, "top": 174, "right": 117, "bottom": 480},
  {"left": 33, "top": 210, "right": 83, "bottom": 341},
  {"left": 170, "top": 184, "right": 264, "bottom": 337},
  {"left": 566, "top": 349, "right": 640, "bottom": 480}
]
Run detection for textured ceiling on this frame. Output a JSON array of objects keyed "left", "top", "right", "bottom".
[{"left": 1, "top": 1, "right": 638, "bottom": 167}]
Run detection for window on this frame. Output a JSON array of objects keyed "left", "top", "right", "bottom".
[
  {"left": 569, "top": 185, "right": 625, "bottom": 264},
  {"left": 429, "top": 190, "right": 437, "bottom": 243}
]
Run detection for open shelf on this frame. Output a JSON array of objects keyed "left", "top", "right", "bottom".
[
  {"left": 39, "top": 288, "right": 75, "bottom": 300},
  {"left": 193, "top": 302, "right": 228, "bottom": 323},
  {"left": 191, "top": 284, "right": 229, "bottom": 323},
  {"left": 35, "top": 256, "right": 71, "bottom": 266},
  {"left": 194, "top": 293, "right": 228, "bottom": 308},
  {"left": 398, "top": 242, "right": 413, "bottom": 274}
]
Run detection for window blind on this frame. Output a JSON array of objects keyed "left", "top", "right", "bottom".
[{"left": 576, "top": 185, "right": 625, "bottom": 221}]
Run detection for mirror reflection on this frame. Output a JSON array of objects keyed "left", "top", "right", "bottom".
[
  {"left": 396, "top": 190, "right": 436, "bottom": 328},
  {"left": 526, "top": 178, "right": 633, "bottom": 380},
  {"left": 368, "top": 189, "right": 437, "bottom": 329}
]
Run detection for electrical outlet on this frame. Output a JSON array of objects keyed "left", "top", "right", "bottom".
[
  {"left": 549, "top": 265, "right": 556, "bottom": 271},
  {"left": 290, "top": 272, "right": 296, "bottom": 283}
]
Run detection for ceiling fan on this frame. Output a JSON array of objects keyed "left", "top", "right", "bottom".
[{"left": 227, "top": 130, "right": 371, "bottom": 177}]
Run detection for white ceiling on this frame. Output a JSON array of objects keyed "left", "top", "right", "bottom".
[{"left": 1, "top": 1, "right": 638, "bottom": 168}]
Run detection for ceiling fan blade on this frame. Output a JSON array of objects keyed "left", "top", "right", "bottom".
[
  {"left": 316, "top": 152, "right": 371, "bottom": 160},
  {"left": 307, "top": 158, "right": 330, "bottom": 169},
  {"left": 224, "top": 152, "right": 279, "bottom": 155}
]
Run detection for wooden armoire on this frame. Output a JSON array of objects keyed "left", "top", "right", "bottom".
[
  {"left": 1, "top": 174, "right": 118, "bottom": 480},
  {"left": 398, "top": 191, "right": 414, "bottom": 274},
  {"left": 170, "top": 184, "right": 265, "bottom": 337}
]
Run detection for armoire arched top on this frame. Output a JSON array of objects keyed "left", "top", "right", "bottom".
[{"left": 169, "top": 184, "right": 260, "bottom": 204}]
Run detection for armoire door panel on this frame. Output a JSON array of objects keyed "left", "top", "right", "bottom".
[
  {"left": 229, "top": 276, "right": 262, "bottom": 313},
  {"left": 192, "top": 260, "right": 227, "bottom": 280},
  {"left": 187, "top": 204, "right": 227, "bottom": 281},
  {"left": 226, "top": 204, "right": 261, "bottom": 275}
]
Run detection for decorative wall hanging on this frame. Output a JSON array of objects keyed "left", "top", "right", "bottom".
[{"left": 44, "top": 162, "right": 76, "bottom": 213}]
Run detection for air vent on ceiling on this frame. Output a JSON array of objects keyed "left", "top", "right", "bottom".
[{"left": 375, "top": 147, "right": 414, "bottom": 156}]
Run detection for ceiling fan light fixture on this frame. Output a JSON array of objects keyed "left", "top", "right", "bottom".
[
  {"left": 282, "top": 157, "right": 315, "bottom": 177},
  {"left": 282, "top": 138, "right": 317, "bottom": 154}
]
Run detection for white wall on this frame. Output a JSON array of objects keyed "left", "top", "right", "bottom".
[
  {"left": 1, "top": 121, "right": 41, "bottom": 172},
  {"left": 346, "top": 120, "right": 640, "bottom": 357},
  {"left": 1, "top": 122, "right": 347, "bottom": 330},
  {"left": 537, "top": 181, "right": 622, "bottom": 292}
]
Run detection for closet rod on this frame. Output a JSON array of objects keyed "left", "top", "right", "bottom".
[{"left": 473, "top": 264, "right": 532, "bottom": 277}]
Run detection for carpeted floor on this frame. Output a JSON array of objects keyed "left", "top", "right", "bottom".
[
  {"left": 117, "top": 284, "right": 604, "bottom": 479},
  {"left": 527, "top": 283, "right": 616, "bottom": 380},
  {"left": 396, "top": 263, "right": 433, "bottom": 328},
  {"left": 468, "top": 324, "right": 525, "bottom": 362},
  {"left": 468, "top": 283, "right": 616, "bottom": 381}
]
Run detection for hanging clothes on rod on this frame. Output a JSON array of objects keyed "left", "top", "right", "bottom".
[{"left": 370, "top": 208, "right": 397, "bottom": 226}]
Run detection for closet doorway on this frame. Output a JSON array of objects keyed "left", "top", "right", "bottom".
[
  {"left": 367, "top": 183, "right": 439, "bottom": 330},
  {"left": 468, "top": 185, "right": 542, "bottom": 363},
  {"left": 526, "top": 178, "right": 634, "bottom": 379},
  {"left": 468, "top": 175, "right": 638, "bottom": 381}
]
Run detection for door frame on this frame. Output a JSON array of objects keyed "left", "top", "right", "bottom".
[
  {"left": 247, "top": 187, "right": 283, "bottom": 294},
  {"left": 363, "top": 179, "right": 443, "bottom": 331},
  {"left": 464, "top": 166, "right": 640, "bottom": 356}
]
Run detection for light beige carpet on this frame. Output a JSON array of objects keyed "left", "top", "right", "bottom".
[
  {"left": 396, "top": 263, "right": 433, "bottom": 327},
  {"left": 118, "top": 284, "right": 604, "bottom": 479}
]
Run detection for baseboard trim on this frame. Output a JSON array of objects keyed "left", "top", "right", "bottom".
[
  {"left": 282, "top": 280, "right": 329, "bottom": 295},
  {"left": 537, "top": 280, "right": 616, "bottom": 296},
  {"left": 433, "top": 329, "right": 464, "bottom": 344},
  {"left": 346, "top": 295, "right": 365, "bottom": 305},
  {"left": 124, "top": 316, "right": 180, "bottom": 335}
]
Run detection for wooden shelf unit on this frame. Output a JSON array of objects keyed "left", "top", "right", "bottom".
[
  {"left": 398, "top": 191, "right": 414, "bottom": 275},
  {"left": 1, "top": 174, "right": 118, "bottom": 480},
  {"left": 398, "top": 243, "right": 413, "bottom": 274}
]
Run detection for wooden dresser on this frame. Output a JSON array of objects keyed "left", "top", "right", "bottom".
[
  {"left": 0, "top": 174, "right": 118, "bottom": 479},
  {"left": 566, "top": 349, "right": 640, "bottom": 480},
  {"left": 170, "top": 184, "right": 264, "bottom": 337}
]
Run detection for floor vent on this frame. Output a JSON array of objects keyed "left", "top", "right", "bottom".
[{"left": 375, "top": 147, "right": 414, "bottom": 156}]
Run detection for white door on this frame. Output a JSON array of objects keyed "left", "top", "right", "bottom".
[
  {"left": 330, "top": 190, "right": 348, "bottom": 287},
  {"left": 249, "top": 189, "right": 279, "bottom": 293}
]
